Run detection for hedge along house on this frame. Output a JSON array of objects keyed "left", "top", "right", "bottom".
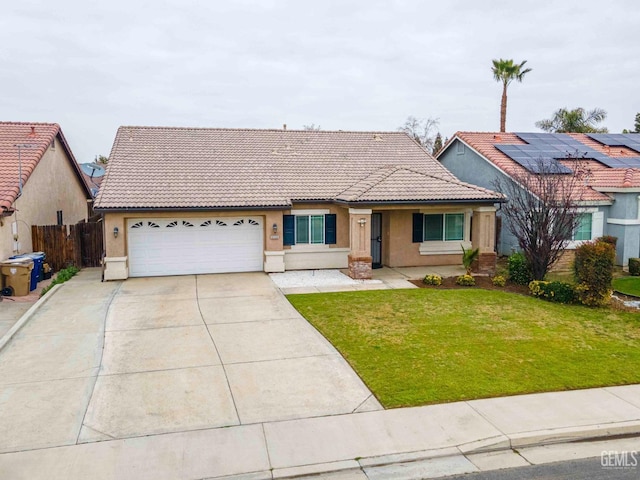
[
  {"left": 438, "top": 132, "right": 640, "bottom": 266},
  {"left": 95, "top": 126, "right": 503, "bottom": 281}
]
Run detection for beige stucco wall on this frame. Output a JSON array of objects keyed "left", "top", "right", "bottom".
[
  {"left": 103, "top": 210, "right": 284, "bottom": 258},
  {"left": 380, "top": 205, "right": 495, "bottom": 268},
  {"left": 0, "top": 136, "right": 89, "bottom": 260}
]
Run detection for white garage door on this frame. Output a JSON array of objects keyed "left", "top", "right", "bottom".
[{"left": 127, "top": 217, "right": 263, "bottom": 277}]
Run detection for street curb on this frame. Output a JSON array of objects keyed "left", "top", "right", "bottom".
[
  {"left": 0, "top": 284, "right": 63, "bottom": 352},
  {"left": 272, "top": 421, "right": 640, "bottom": 479}
]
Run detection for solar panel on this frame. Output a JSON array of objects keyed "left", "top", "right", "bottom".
[
  {"left": 587, "top": 133, "right": 640, "bottom": 155},
  {"left": 495, "top": 144, "right": 572, "bottom": 174}
]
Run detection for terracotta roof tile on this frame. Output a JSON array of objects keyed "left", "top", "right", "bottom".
[
  {"left": 96, "top": 127, "right": 499, "bottom": 209},
  {"left": 0, "top": 122, "right": 60, "bottom": 213},
  {"left": 450, "top": 132, "right": 640, "bottom": 202}
]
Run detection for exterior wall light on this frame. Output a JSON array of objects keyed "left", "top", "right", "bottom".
[
  {"left": 272, "top": 223, "right": 278, "bottom": 234},
  {"left": 113, "top": 227, "right": 119, "bottom": 238}
]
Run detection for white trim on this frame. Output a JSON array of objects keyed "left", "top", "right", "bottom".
[
  {"left": 607, "top": 218, "right": 640, "bottom": 225},
  {"left": 348, "top": 208, "right": 372, "bottom": 215},
  {"left": 473, "top": 206, "right": 497, "bottom": 213},
  {"left": 576, "top": 200, "right": 614, "bottom": 206},
  {"left": 594, "top": 187, "right": 640, "bottom": 193},
  {"left": 289, "top": 244, "right": 331, "bottom": 251},
  {"left": 419, "top": 240, "right": 471, "bottom": 255},
  {"left": 290, "top": 209, "right": 330, "bottom": 215}
]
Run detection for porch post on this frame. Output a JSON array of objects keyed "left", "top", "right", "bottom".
[
  {"left": 472, "top": 206, "right": 497, "bottom": 274},
  {"left": 348, "top": 208, "right": 372, "bottom": 279}
]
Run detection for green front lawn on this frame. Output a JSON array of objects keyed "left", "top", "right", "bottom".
[
  {"left": 613, "top": 276, "right": 640, "bottom": 297},
  {"left": 288, "top": 289, "right": 640, "bottom": 408}
]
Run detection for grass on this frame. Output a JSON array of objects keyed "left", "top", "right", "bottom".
[
  {"left": 287, "top": 289, "right": 640, "bottom": 408},
  {"left": 613, "top": 276, "right": 640, "bottom": 297}
]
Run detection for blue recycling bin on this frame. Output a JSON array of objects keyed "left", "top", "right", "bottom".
[{"left": 9, "top": 252, "right": 45, "bottom": 291}]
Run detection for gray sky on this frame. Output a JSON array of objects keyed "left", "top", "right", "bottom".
[{"left": 2, "top": 0, "right": 638, "bottom": 163}]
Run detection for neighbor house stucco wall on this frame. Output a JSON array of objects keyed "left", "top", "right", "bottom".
[
  {"left": 439, "top": 139, "right": 518, "bottom": 255},
  {"left": 0, "top": 136, "right": 88, "bottom": 260}
]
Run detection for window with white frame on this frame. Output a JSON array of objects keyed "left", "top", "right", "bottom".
[
  {"left": 295, "top": 215, "right": 325, "bottom": 244},
  {"left": 573, "top": 213, "right": 593, "bottom": 241},
  {"left": 423, "top": 213, "right": 464, "bottom": 241}
]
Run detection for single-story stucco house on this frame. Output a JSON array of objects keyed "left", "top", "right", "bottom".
[
  {"left": 95, "top": 126, "right": 503, "bottom": 280},
  {"left": 438, "top": 132, "right": 640, "bottom": 266},
  {"left": 0, "top": 122, "right": 92, "bottom": 260}
]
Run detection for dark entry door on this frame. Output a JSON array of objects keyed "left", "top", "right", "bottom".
[{"left": 371, "top": 213, "right": 382, "bottom": 269}]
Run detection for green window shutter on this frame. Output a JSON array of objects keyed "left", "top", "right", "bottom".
[
  {"left": 324, "top": 214, "right": 337, "bottom": 244},
  {"left": 283, "top": 215, "right": 295, "bottom": 245},
  {"left": 412, "top": 213, "right": 424, "bottom": 243},
  {"left": 424, "top": 214, "right": 444, "bottom": 241}
]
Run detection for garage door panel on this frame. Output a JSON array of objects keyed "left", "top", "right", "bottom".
[{"left": 128, "top": 217, "right": 264, "bottom": 277}]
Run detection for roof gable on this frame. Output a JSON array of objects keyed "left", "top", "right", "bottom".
[
  {"left": 443, "top": 132, "right": 640, "bottom": 200},
  {"left": 96, "top": 126, "right": 498, "bottom": 209},
  {"left": 0, "top": 122, "right": 91, "bottom": 212}
]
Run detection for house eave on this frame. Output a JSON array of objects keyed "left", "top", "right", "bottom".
[
  {"left": 95, "top": 205, "right": 291, "bottom": 213},
  {"left": 333, "top": 198, "right": 505, "bottom": 207}
]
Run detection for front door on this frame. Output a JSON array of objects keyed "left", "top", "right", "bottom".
[{"left": 371, "top": 213, "right": 382, "bottom": 269}]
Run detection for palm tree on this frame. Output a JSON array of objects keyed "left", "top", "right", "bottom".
[
  {"left": 535, "top": 107, "right": 608, "bottom": 133},
  {"left": 492, "top": 59, "right": 532, "bottom": 132}
]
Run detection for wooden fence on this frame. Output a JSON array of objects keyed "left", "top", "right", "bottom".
[{"left": 31, "top": 222, "right": 103, "bottom": 272}]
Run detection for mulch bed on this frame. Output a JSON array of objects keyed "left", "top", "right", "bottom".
[{"left": 409, "top": 276, "right": 530, "bottom": 295}]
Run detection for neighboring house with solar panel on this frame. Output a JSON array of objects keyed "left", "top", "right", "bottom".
[{"left": 438, "top": 132, "right": 640, "bottom": 267}]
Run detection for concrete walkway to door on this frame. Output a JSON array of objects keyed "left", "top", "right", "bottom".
[{"left": 0, "top": 270, "right": 380, "bottom": 452}]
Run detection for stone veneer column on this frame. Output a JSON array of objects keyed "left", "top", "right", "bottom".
[
  {"left": 472, "top": 206, "right": 497, "bottom": 275},
  {"left": 348, "top": 208, "right": 372, "bottom": 279}
]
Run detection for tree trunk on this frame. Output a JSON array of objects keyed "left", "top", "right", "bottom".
[{"left": 500, "top": 83, "right": 508, "bottom": 132}]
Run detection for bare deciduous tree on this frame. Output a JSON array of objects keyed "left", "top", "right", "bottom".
[
  {"left": 303, "top": 124, "right": 322, "bottom": 131},
  {"left": 493, "top": 155, "right": 591, "bottom": 280},
  {"left": 398, "top": 116, "right": 439, "bottom": 151}
]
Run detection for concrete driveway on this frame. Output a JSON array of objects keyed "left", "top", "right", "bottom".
[{"left": 0, "top": 270, "right": 379, "bottom": 453}]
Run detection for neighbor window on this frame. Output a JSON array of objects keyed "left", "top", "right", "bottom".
[
  {"left": 283, "top": 213, "right": 336, "bottom": 246},
  {"left": 573, "top": 213, "right": 592, "bottom": 241},
  {"left": 423, "top": 213, "right": 464, "bottom": 241}
]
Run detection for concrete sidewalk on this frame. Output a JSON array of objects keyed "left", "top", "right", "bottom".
[{"left": 1, "top": 384, "right": 639, "bottom": 479}]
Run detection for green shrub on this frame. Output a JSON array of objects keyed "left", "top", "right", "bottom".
[
  {"left": 456, "top": 274, "right": 475, "bottom": 286},
  {"left": 461, "top": 245, "right": 480, "bottom": 274},
  {"left": 508, "top": 252, "right": 533, "bottom": 285},
  {"left": 529, "top": 280, "right": 576, "bottom": 304},
  {"left": 573, "top": 241, "right": 615, "bottom": 306},
  {"left": 596, "top": 235, "right": 618, "bottom": 247},
  {"left": 492, "top": 275, "right": 506, "bottom": 287},
  {"left": 423, "top": 274, "right": 442, "bottom": 286},
  {"left": 40, "top": 266, "right": 79, "bottom": 297},
  {"left": 629, "top": 258, "right": 640, "bottom": 276}
]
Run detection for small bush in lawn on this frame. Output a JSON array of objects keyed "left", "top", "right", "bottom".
[
  {"left": 629, "top": 258, "right": 640, "bottom": 276},
  {"left": 573, "top": 240, "right": 615, "bottom": 306},
  {"left": 529, "top": 280, "right": 576, "bottom": 304},
  {"left": 508, "top": 252, "right": 533, "bottom": 285},
  {"left": 456, "top": 274, "right": 475, "bottom": 286},
  {"left": 597, "top": 235, "right": 618, "bottom": 247},
  {"left": 40, "top": 265, "right": 79, "bottom": 297},
  {"left": 423, "top": 274, "right": 442, "bottom": 286},
  {"left": 492, "top": 275, "right": 506, "bottom": 287}
]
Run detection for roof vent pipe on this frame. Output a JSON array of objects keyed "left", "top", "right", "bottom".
[
  {"left": 283, "top": 124, "right": 287, "bottom": 130},
  {"left": 28, "top": 126, "right": 36, "bottom": 137}
]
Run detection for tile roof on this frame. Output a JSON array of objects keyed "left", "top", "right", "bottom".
[
  {"left": 95, "top": 126, "right": 501, "bottom": 209},
  {"left": 0, "top": 122, "right": 91, "bottom": 213},
  {"left": 446, "top": 132, "right": 640, "bottom": 202},
  {"left": 335, "top": 166, "right": 502, "bottom": 203}
]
